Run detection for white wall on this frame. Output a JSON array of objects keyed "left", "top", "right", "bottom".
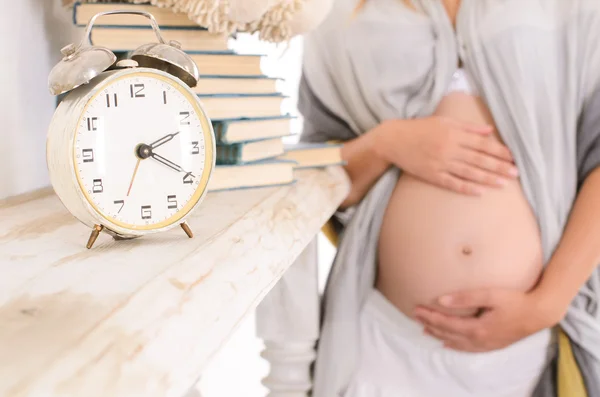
[{"left": 0, "top": 0, "right": 78, "bottom": 200}]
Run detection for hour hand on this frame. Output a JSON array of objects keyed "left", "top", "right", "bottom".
[
  {"left": 151, "top": 152, "right": 185, "bottom": 173},
  {"left": 150, "top": 131, "right": 180, "bottom": 149}
]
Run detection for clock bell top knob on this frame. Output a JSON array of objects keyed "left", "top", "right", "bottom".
[
  {"left": 61, "top": 43, "right": 77, "bottom": 57},
  {"left": 48, "top": 43, "right": 117, "bottom": 96}
]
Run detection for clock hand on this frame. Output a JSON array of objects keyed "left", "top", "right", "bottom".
[
  {"left": 127, "top": 158, "right": 142, "bottom": 196},
  {"left": 150, "top": 152, "right": 194, "bottom": 176},
  {"left": 150, "top": 132, "right": 180, "bottom": 149}
]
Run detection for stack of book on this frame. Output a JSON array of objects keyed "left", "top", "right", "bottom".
[{"left": 72, "top": 2, "right": 343, "bottom": 192}]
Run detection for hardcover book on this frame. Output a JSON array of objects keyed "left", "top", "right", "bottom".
[
  {"left": 216, "top": 138, "right": 285, "bottom": 165},
  {"left": 207, "top": 160, "right": 296, "bottom": 192}
]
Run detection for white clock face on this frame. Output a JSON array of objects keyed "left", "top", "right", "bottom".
[{"left": 73, "top": 71, "right": 213, "bottom": 231}]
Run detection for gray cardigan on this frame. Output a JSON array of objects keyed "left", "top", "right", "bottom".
[{"left": 298, "top": 0, "right": 600, "bottom": 395}]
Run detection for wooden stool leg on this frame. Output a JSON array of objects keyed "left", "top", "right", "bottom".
[{"left": 256, "top": 238, "right": 320, "bottom": 397}]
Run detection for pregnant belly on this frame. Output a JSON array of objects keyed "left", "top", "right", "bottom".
[{"left": 377, "top": 92, "right": 543, "bottom": 318}]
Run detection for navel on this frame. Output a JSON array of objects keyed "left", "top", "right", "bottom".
[{"left": 461, "top": 245, "right": 473, "bottom": 256}]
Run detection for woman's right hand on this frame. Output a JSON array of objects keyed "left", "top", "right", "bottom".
[{"left": 373, "top": 117, "right": 519, "bottom": 195}]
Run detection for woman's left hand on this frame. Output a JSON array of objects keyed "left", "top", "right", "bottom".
[{"left": 413, "top": 288, "right": 564, "bottom": 352}]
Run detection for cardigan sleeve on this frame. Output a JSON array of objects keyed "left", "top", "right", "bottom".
[
  {"left": 296, "top": 72, "right": 357, "bottom": 234},
  {"left": 577, "top": 84, "right": 600, "bottom": 187},
  {"left": 297, "top": 72, "right": 356, "bottom": 144}
]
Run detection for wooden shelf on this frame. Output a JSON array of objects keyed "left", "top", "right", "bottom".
[{"left": 0, "top": 167, "right": 350, "bottom": 397}]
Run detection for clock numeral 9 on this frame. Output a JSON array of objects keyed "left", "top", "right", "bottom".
[
  {"left": 92, "top": 179, "right": 103, "bottom": 193},
  {"left": 183, "top": 172, "right": 195, "bottom": 185},
  {"left": 86, "top": 117, "right": 98, "bottom": 131},
  {"left": 179, "top": 111, "right": 191, "bottom": 125},
  {"left": 106, "top": 93, "right": 118, "bottom": 108},
  {"left": 82, "top": 149, "right": 94, "bottom": 163},
  {"left": 141, "top": 205, "right": 152, "bottom": 220},
  {"left": 167, "top": 195, "right": 178, "bottom": 209},
  {"left": 191, "top": 141, "right": 200, "bottom": 155},
  {"left": 130, "top": 83, "right": 145, "bottom": 98}
]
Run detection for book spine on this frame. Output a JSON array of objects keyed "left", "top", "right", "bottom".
[
  {"left": 215, "top": 143, "right": 243, "bottom": 165},
  {"left": 72, "top": 2, "right": 80, "bottom": 26},
  {"left": 212, "top": 122, "right": 227, "bottom": 144}
]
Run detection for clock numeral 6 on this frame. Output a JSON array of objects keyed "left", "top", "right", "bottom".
[
  {"left": 167, "top": 195, "right": 178, "bottom": 209},
  {"left": 141, "top": 205, "right": 152, "bottom": 220},
  {"left": 82, "top": 149, "right": 94, "bottom": 163},
  {"left": 130, "top": 83, "right": 145, "bottom": 98},
  {"left": 183, "top": 172, "right": 195, "bottom": 185},
  {"left": 92, "top": 179, "right": 103, "bottom": 193},
  {"left": 179, "top": 111, "right": 191, "bottom": 125}
]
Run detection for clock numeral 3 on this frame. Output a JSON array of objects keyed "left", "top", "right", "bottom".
[
  {"left": 82, "top": 149, "right": 94, "bottom": 163},
  {"left": 167, "top": 195, "right": 178, "bottom": 209},
  {"left": 179, "top": 111, "right": 191, "bottom": 125},
  {"left": 114, "top": 200, "right": 125, "bottom": 213},
  {"left": 106, "top": 93, "right": 118, "bottom": 108},
  {"left": 183, "top": 172, "right": 195, "bottom": 185},
  {"left": 92, "top": 179, "right": 103, "bottom": 193},
  {"left": 87, "top": 117, "right": 98, "bottom": 131},
  {"left": 130, "top": 83, "right": 145, "bottom": 98},
  {"left": 191, "top": 141, "right": 200, "bottom": 155},
  {"left": 141, "top": 205, "right": 152, "bottom": 220}
]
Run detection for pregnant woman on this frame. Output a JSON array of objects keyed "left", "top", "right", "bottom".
[{"left": 298, "top": 0, "right": 600, "bottom": 396}]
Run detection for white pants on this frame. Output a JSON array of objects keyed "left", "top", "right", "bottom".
[{"left": 344, "top": 290, "right": 555, "bottom": 397}]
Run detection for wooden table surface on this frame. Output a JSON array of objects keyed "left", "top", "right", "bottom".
[{"left": 0, "top": 167, "right": 350, "bottom": 397}]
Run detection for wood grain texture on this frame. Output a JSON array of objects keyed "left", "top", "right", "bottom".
[{"left": 0, "top": 167, "right": 350, "bottom": 397}]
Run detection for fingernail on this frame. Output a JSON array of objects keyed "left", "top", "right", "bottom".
[
  {"left": 510, "top": 167, "right": 519, "bottom": 177},
  {"left": 439, "top": 295, "right": 453, "bottom": 306},
  {"left": 496, "top": 178, "right": 506, "bottom": 186}
]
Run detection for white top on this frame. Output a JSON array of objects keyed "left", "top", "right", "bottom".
[{"left": 446, "top": 68, "right": 477, "bottom": 95}]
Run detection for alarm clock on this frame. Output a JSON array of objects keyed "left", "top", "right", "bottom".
[{"left": 47, "top": 10, "right": 216, "bottom": 249}]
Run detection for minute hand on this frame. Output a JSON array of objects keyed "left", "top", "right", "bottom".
[{"left": 151, "top": 153, "right": 193, "bottom": 175}]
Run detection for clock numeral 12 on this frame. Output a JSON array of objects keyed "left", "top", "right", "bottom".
[
  {"left": 114, "top": 200, "right": 125, "bottom": 213},
  {"left": 82, "top": 149, "right": 94, "bottom": 163},
  {"left": 179, "top": 111, "right": 191, "bottom": 125},
  {"left": 183, "top": 172, "right": 194, "bottom": 185},
  {"left": 92, "top": 179, "right": 103, "bottom": 193},
  {"left": 106, "top": 93, "right": 118, "bottom": 108},
  {"left": 191, "top": 141, "right": 200, "bottom": 155},
  {"left": 87, "top": 117, "right": 98, "bottom": 131},
  {"left": 141, "top": 205, "right": 152, "bottom": 220},
  {"left": 130, "top": 83, "right": 145, "bottom": 98},
  {"left": 167, "top": 195, "right": 178, "bottom": 209}
]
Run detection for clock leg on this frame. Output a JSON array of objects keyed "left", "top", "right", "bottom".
[
  {"left": 86, "top": 224, "right": 104, "bottom": 249},
  {"left": 181, "top": 222, "right": 193, "bottom": 238}
]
